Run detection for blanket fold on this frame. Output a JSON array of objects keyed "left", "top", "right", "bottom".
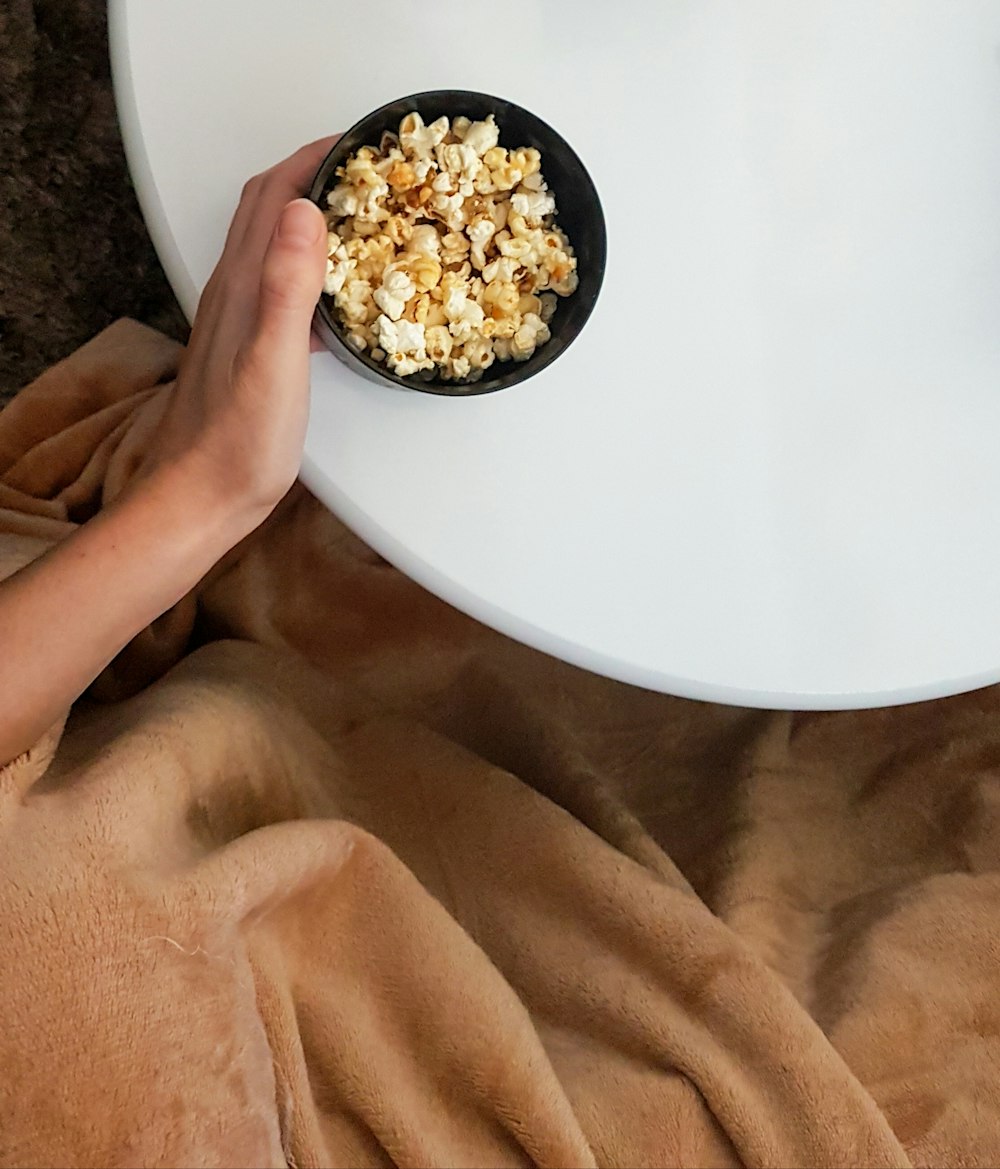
[{"left": 1, "top": 321, "right": 996, "bottom": 1168}]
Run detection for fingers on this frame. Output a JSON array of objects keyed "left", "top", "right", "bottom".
[
  {"left": 191, "top": 138, "right": 340, "bottom": 355},
  {"left": 226, "top": 135, "right": 340, "bottom": 261},
  {"left": 270, "top": 135, "right": 342, "bottom": 196},
  {"left": 247, "top": 199, "right": 328, "bottom": 372}
]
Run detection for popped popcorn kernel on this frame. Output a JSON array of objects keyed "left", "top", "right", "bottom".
[
  {"left": 402, "top": 252, "right": 443, "bottom": 294},
  {"left": 482, "top": 279, "right": 519, "bottom": 320},
  {"left": 384, "top": 215, "right": 412, "bottom": 247},
  {"left": 463, "top": 332, "right": 496, "bottom": 370},
  {"left": 425, "top": 324, "right": 453, "bottom": 364},
  {"left": 509, "top": 147, "right": 542, "bottom": 177},
  {"left": 387, "top": 160, "right": 417, "bottom": 191},
  {"left": 446, "top": 353, "right": 472, "bottom": 381},
  {"left": 538, "top": 292, "right": 558, "bottom": 323},
  {"left": 326, "top": 184, "right": 359, "bottom": 217},
  {"left": 399, "top": 112, "right": 449, "bottom": 159},
  {"left": 407, "top": 224, "right": 442, "bottom": 256},
  {"left": 372, "top": 269, "right": 416, "bottom": 322},
  {"left": 463, "top": 115, "right": 501, "bottom": 158},
  {"left": 321, "top": 109, "right": 580, "bottom": 383}
]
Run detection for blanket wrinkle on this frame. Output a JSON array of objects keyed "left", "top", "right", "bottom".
[{"left": 3, "top": 319, "right": 1000, "bottom": 1167}]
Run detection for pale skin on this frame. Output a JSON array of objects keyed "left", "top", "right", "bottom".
[{"left": 0, "top": 137, "right": 338, "bottom": 767}]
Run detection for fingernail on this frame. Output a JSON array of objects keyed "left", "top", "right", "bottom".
[{"left": 278, "top": 199, "right": 323, "bottom": 245}]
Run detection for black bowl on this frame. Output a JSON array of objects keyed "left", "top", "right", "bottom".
[{"left": 309, "top": 89, "right": 607, "bottom": 397}]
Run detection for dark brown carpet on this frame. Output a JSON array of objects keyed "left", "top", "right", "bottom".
[{"left": 0, "top": 0, "right": 188, "bottom": 404}]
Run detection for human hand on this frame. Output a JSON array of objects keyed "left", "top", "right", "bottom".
[
  {"left": 0, "top": 138, "right": 345, "bottom": 766},
  {"left": 143, "top": 136, "right": 337, "bottom": 539}
]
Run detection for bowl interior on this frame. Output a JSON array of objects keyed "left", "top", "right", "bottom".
[{"left": 310, "top": 89, "right": 607, "bottom": 397}]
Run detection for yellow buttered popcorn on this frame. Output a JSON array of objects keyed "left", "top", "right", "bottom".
[{"left": 323, "top": 111, "right": 578, "bottom": 384}]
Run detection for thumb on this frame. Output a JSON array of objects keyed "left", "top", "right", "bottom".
[{"left": 254, "top": 198, "right": 327, "bottom": 359}]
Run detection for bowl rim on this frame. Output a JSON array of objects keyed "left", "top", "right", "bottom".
[{"left": 308, "top": 88, "right": 607, "bottom": 397}]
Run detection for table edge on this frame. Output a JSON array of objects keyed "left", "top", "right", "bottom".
[
  {"left": 108, "top": 0, "right": 198, "bottom": 322},
  {"left": 299, "top": 452, "right": 1000, "bottom": 711}
]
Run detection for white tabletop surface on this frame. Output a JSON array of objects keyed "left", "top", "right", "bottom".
[{"left": 110, "top": 0, "right": 1000, "bottom": 710}]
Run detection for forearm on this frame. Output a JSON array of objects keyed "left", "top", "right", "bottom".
[
  {"left": 0, "top": 146, "right": 330, "bottom": 767},
  {"left": 0, "top": 468, "right": 262, "bottom": 765}
]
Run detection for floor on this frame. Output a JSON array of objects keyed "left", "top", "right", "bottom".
[{"left": 0, "top": 0, "right": 187, "bottom": 404}]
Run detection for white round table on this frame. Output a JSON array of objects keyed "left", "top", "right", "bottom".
[{"left": 110, "top": 0, "right": 1000, "bottom": 710}]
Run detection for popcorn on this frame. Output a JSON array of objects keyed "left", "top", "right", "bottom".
[
  {"left": 497, "top": 234, "right": 535, "bottom": 263},
  {"left": 438, "top": 143, "right": 480, "bottom": 182},
  {"left": 442, "top": 278, "right": 485, "bottom": 330},
  {"left": 394, "top": 355, "right": 429, "bottom": 376},
  {"left": 488, "top": 157, "right": 524, "bottom": 192},
  {"left": 386, "top": 160, "right": 417, "bottom": 190},
  {"left": 344, "top": 235, "right": 394, "bottom": 283},
  {"left": 549, "top": 268, "right": 579, "bottom": 296},
  {"left": 424, "top": 301, "right": 448, "bottom": 328},
  {"left": 399, "top": 112, "right": 449, "bottom": 159},
  {"left": 384, "top": 215, "right": 412, "bottom": 247},
  {"left": 467, "top": 216, "right": 497, "bottom": 269},
  {"left": 425, "top": 324, "right": 453, "bottom": 364},
  {"left": 439, "top": 231, "right": 471, "bottom": 266},
  {"left": 326, "top": 184, "right": 359, "bottom": 217},
  {"left": 447, "top": 353, "right": 472, "bottom": 380},
  {"left": 463, "top": 333, "right": 496, "bottom": 371},
  {"left": 511, "top": 188, "right": 556, "bottom": 222},
  {"left": 473, "top": 168, "right": 498, "bottom": 196},
  {"left": 407, "top": 293, "right": 431, "bottom": 324},
  {"left": 481, "top": 255, "right": 519, "bottom": 286},
  {"left": 323, "top": 238, "right": 351, "bottom": 294},
  {"left": 345, "top": 150, "right": 385, "bottom": 193},
  {"left": 510, "top": 323, "right": 539, "bottom": 361},
  {"left": 373, "top": 269, "right": 415, "bottom": 322},
  {"left": 509, "top": 148, "right": 542, "bottom": 177},
  {"left": 386, "top": 317, "right": 426, "bottom": 354},
  {"left": 374, "top": 315, "right": 433, "bottom": 377},
  {"left": 524, "top": 311, "right": 551, "bottom": 345},
  {"left": 407, "top": 224, "right": 441, "bottom": 255},
  {"left": 482, "top": 278, "right": 519, "bottom": 320},
  {"left": 401, "top": 252, "right": 443, "bottom": 294},
  {"left": 335, "top": 278, "right": 375, "bottom": 327},
  {"left": 321, "top": 110, "right": 580, "bottom": 384},
  {"left": 430, "top": 191, "right": 465, "bottom": 231},
  {"left": 462, "top": 115, "right": 500, "bottom": 158},
  {"left": 324, "top": 255, "right": 355, "bottom": 296},
  {"left": 491, "top": 316, "right": 520, "bottom": 339}
]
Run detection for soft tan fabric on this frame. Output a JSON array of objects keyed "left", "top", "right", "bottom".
[{"left": 0, "top": 321, "right": 997, "bottom": 1168}]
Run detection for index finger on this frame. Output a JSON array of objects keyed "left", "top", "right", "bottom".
[
  {"left": 225, "top": 134, "right": 341, "bottom": 261},
  {"left": 259, "top": 135, "right": 342, "bottom": 202}
]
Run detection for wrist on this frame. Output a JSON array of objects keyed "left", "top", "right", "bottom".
[{"left": 127, "top": 457, "right": 275, "bottom": 563}]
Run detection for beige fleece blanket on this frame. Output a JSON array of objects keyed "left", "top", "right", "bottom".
[{"left": 0, "top": 320, "right": 997, "bottom": 1168}]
